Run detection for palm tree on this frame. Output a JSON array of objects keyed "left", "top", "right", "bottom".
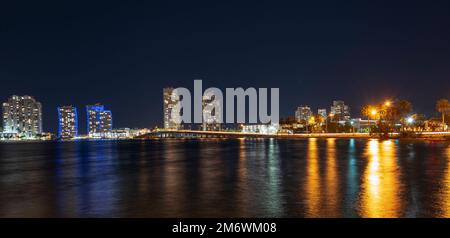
[
  {"left": 436, "top": 98, "right": 450, "bottom": 125},
  {"left": 361, "top": 105, "right": 370, "bottom": 119},
  {"left": 393, "top": 100, "right": 413, "bottom": 121}
]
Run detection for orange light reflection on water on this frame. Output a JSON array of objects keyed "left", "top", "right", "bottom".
[
  {"left": 440, "top": 146, "right": 450, "bottom": 217},
  {"left": 359, "top": 139, "right": 402, "bottom": 218},
  {"left": 324, "top": 138, "right": 339, "bottom": 217},
  {"left": 304, "top": 138, "right": 321, "bottom": 217}
]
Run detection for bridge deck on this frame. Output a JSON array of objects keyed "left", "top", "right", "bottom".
[{"left": 138, "top": 130, "right": 450, "bottom": 139}]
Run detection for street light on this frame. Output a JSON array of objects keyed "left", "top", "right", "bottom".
[
  {"left": 405, "top": 116, "right": 415, "bottom": 132},
  {"left": 384, "top": 101, "right": 392, "bottom": 129},
  {"left": 326, "top": 113, "right": 334, "bottom": 133},
  {"left": 407, "top": 117, "right": 414, "bottom": 124},
  {"left": 307, "top": 116, "right": 315, "bottom": 134},
  {"left": 371, "top": 109, "right": 377, "bottom": 116},
  {"left": 369, "top": 108, "right": 378, "bottom": 135}
]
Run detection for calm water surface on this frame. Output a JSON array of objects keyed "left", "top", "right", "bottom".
[{"left": 0, "top": 138, "right": 449, "bottom": 217}]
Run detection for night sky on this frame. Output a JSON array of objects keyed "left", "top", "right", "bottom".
[{"left": 1, "top": 1, "right": 450, "bottom": 133}]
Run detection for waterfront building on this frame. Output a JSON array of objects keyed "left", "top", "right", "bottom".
[
  {"left": 424, "top": 119, "right": 448, "bottom": 132},
  {"left": 241, "top": 123, "right": 279, "bottom": 134},
  {"left": 330, "top": 100, "right": 350, "bottom": 121},
  {"left": 350, "top": 118, "right": 378, "bottom": 132},
  {"left": 109, "top": 128, "right": 150, "bottom": 139},
  {"left": 202, "top": 90, "right": 222, "bottom": 131},
  {"left": 163, "top": 87, "right": 181, "bottom": 130},
  {"left": 111, "top": 128, "right": 131, "bottom": 139},
  {"left": 57, "top": 106, "right": 78, "bottom": 139},
  {"left": 2, "top": 95, "right": 42, "bottom": 137},
  {"left": 86, "top": 104, "right": 112, "bottom": 138},
  {"left": 318, "top": 108, "right": 327, "bottom": 119},
  {"left": 295, "top": 106, "right": 312, "bottom": 123}
]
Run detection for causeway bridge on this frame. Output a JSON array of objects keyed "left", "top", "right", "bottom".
[
  {"left": 139, "top": 130, "right": 276, "bottom": 139},
  {"left": 137, "top": 130, "right": 450, "bottom": 139},
  {"left": 138, "top": 130, "right": 374, "bottom": 139}
]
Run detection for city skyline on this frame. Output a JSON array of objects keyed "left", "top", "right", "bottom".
[
  {"left": 0, "top": 93, "right": 448, "bottom": 135},
  {"left": 2, "top": 1, "right": 450, "bottom": 133},
  {"left": 2, "top": 0, "right": 450, "bottom": 223}
]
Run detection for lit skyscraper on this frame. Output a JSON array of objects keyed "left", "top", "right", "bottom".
[
  {"left": 86, "top": 104, "right": 113, "bottom": 138},
  {"left": 163, "top": 87, "right": 180, "bottom": 130},
  {"left": 202, "top": 90, "right": 221, "bottom": 131},
  {"left": 57, "top": 106, "right": 78, "bottom": 139},
  {"left": 295, "top": 106, "right": 312, "bottom": 123},
  {"left": 330, "top": 100, "right": 350, "bottom": 121},
  {"left": 2, "top": 95, "right": 42, "bottom": 137}
]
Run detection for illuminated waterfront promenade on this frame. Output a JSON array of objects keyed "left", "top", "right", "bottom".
[{"left": 141, "top": 130, "right": 450, "bottom": 139}]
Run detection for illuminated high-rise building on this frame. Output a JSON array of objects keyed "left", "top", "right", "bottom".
[
  {"left": 2, "top": 95, "right": 42, "bottom": 137},
  {"left": 202, "top": 90, "right": 221, "bottom": 131},
  {"left": 295, "top": 106, "right": 312, "bottom": 123},
  {"left": 163, "top": 87, "right": 181, "bottom": 130},
  {"left": 57, "top": 106, "right": 78, "bottom": 139},
  {"left": 86, "top": 104, "right": 113, "bottom": 138},
  {"left": 330, "top": 100, "right": 350, "bottom": 121}
]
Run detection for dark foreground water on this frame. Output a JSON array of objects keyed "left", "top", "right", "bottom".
[{"left": 0, "top": 138, "right": 449, "bottom": 218}]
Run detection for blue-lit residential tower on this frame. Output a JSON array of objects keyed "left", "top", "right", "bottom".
[
  {"left": 86, "top": 104, "right": 113, "bottom": 138},
  {"left": 57, "top": 106, "right": 78, "bottom": 139}
]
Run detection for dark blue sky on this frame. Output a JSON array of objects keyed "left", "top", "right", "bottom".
[{"left": 1, "top": 1, "right": 450, "bottom": 133}]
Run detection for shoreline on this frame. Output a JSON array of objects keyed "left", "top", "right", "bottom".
[{"left": 2, "top": 133, "right": 450, "bottom": 143}]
